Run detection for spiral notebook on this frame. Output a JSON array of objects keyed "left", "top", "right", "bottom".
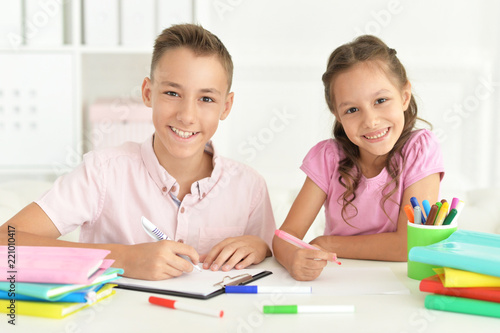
[{"left": 115, "top": 267, "right": 272, "bottom": 300}]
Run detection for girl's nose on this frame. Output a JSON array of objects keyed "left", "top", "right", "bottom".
[{"left": 362, "top": 108, "right": 380, "bottom": 128}]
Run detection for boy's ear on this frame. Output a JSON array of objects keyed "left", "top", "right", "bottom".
[
  {"left": 142, "top": 77, "right": 152, "bottom": 107},
  {"left": 219, "top": 92, "right": 234, "bottom": 121},
  {"left": 402, "top": 81, "right": 412, "bottom": 111}
]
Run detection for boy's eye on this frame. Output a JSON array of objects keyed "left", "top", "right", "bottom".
[
  {"left": 345, "top": 107, "right": 358, "bottom": 114},
  {"left": 201, "top": 96, "right": 214, "bottom": 103},
  {"left": 375, "top": 98, "right": 387, "bottom": 104},
  {"left": 165, "top": 91, "right": 179, "bottom": 97}
]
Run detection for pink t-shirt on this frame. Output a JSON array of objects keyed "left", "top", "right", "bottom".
[
  {"left": 300, "top": 129, "right": 444, "bottom": 236},
  {"left": 36, "top": 136, "right": 276, "bottom": 255}
]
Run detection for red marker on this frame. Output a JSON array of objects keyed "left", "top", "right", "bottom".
[{"left": 149, "top": 296, "right": 224, "bottom": 318}]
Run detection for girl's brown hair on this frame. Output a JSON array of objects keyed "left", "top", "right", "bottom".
[{"left": 322, "top": 35, "right": 422, "bottom": 226}]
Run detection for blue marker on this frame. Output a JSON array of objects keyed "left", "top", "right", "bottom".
[
  {"left": 422, "top": 200, "right": 431, "bottom": 218},
  {"left": 225, "top": 285, "right": 312, "bottom": 294},
  {"left": 410, "top": 197, "right": 426, "bottom": 224}
]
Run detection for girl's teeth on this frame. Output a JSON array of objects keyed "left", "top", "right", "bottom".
[{"left": 365, "top": 129, "right": 388, "bottom": 139}]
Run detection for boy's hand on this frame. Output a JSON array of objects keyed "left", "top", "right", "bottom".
[
  {"left": 118, "top": 241, "right": 200, "bottom": 280},
  {"left": 200, "top": 235, "right": 270, "bottom": 272}
]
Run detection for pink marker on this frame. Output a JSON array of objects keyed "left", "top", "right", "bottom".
[
  {"left": 275, "top": 230, "right": 341, "bottom": 265},
  {"left": 450, "top": 197, "right": 460, "bottom": 210}
]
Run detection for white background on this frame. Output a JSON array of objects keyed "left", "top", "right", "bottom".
[{"left": 1, "top": 0, "right": 499, "bottom": 229}]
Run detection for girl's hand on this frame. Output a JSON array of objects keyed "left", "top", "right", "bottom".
[
  {"left": 286, "top": 245, "right": 335, "bottom": 281},
  {"left": 200, "top": 235, "right": 271, "bottom": 272},
  {"left": 117, "top": 241, "right": 200, "bottom": 280}
]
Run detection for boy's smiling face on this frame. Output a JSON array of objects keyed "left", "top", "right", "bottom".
[{"left": 142, "top": 47, "right": 233, "bottom": 164}]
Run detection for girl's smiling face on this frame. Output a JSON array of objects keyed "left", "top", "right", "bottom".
[{"left": 331, "top": 60, "right": 412, "bottom": 167}]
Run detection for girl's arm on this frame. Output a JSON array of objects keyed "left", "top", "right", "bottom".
[
  {"left": 273, "top": 177, "right": 336, "bottom": 281},
  {"left": 310, "top": 172, "right": 441, "bottom": 261},
  {"left": 0, "top": 202, "right": 199, "bottom": 280}
]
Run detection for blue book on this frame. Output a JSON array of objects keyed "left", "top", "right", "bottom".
[
  {"left": 409, "top": 230, "right": 500, "bottom": 278},
  {"left": 0, "top": 267, "right": 122, "bottom": 301},
  {"left": 0, "top": 284, "right": 104, "bottom": 303}
]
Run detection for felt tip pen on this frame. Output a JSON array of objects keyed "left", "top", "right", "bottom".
[
  {"left": 413, "top": 206, "right": 422, "bottom": 225},
  {"left": 141, "top": 216, "right": 201, "bottom": 272},
  {"left": 450, "top": 197, "right": 460, "bottom": 210},
  {"left": 149, "top": 296, "right": 223, "bottom": 318},
  {"left": 225, "top": 285, "right": 312, "bottom": 294},
  {"left": 434, "top": 202, "right": 449, "bottom": 226},
  {"left": 274, "top": 230, "right": 341, "bottom": 265},
  {"left": 410, "top": 197, "right": 426, "bottom": 223},
  {"left": 422, "top": 199, "right": 431, "bottom": 218},
  {"left": 425, "top": 205, "right": 439, "bottom": 225},
  {"left": 263, "top": 305, "right": 355, "bottom": 314},
  {"left": 404, "top": 204, "right": 414, "bottom": 223},
  {"left": 442, "top": 208, "right": 458, "bottom": 225}
]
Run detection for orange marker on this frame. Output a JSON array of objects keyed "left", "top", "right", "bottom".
[{"left": 404, "top": 204, "right": 414, "bottom": 223}]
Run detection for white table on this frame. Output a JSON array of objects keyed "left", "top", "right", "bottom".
[{"left": 3, "top": 258, "right": 499, "bottom": 333}]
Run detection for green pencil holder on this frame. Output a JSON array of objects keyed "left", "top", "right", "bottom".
[{"left": 407, "top": 221, "right": 457, "bottom": 280}]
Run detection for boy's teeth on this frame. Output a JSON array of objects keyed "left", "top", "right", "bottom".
[
  {"left": 365, "top": 129, "right": 388, "bottom": 139},
  {"left": 171, "top": 127, "right": 196, "bottom": 138}
]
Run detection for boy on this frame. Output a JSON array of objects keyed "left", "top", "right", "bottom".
[{"left": 0, "top": 24, "right": 275, "bottom": 280}]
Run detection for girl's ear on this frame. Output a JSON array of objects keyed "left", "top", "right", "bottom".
[{"left": 401, "top": 81, "right": 412, "bottom": 111}]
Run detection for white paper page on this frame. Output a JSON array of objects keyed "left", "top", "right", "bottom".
[
  {"left": 115, "top": 267, "right": 268, "bottom": 297},
  {"left": 253, "top": 266, "right": 410, "bottom": 295}
]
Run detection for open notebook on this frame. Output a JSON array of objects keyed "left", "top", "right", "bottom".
[{"left": 115, "top": 267, "right": 271, "bottom": 299}]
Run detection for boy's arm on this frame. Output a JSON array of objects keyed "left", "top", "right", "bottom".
[
  {"left": 201, "top": 175, "right": 275, "bottom": 271},
  {"left": 0, "top": 202, "right": 199, "bottom": 280},
  {"left": 310, "top": 172, "right": 441, "bottom": 261}
]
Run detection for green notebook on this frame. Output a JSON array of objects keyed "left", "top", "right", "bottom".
[{"left": 425, "top": 294, "right": 500, "bottom": 318}]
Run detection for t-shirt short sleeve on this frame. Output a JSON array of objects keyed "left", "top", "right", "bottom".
[
  {"left": 402, "top": 129, "right": 445, "bottom": 190},
  {"left": 300, "top": 139, "right": 338, "bottom": 194}
]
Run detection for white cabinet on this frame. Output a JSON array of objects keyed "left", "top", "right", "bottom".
[{"left": 0, "top": 0, "right": 193, "bottom": 180}]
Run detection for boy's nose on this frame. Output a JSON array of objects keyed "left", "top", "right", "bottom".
[{"left": 176, "top": 99, "right": 197, "bottom": 124}]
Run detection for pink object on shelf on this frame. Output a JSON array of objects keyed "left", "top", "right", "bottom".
[{"left": 87, "top": 98, "right": 154, "bottom": 150}]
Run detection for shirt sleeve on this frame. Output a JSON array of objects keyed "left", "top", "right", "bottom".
[
  {"left": 300, "top": 140, "right": 337, "bottom": 194},
  {"left": 35, "top": 151, "right": 106, "bottom": 236},
  {"left": 246, "top": 173, "right": 276, "bottom": 249},
  {"left": 402, "top": 129, "right": 445, "bottom": 190}
]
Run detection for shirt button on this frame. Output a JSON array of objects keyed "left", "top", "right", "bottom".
[
  {"left": 180, "top": 207, "right": 185, "bottom": 213},
  {"left": 162, "top": 187, "right": 167, "bottom": 192},
  {"left": 171, "top": 186, "right": 177, "bottom": 192}
]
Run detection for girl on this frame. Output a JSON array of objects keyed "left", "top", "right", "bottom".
[{"left": 273, "top": 35, "right": 444, "bottom": 281}]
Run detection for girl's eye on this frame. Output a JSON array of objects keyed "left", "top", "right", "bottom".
[
  {"left": 346, "top": 107, "right": 358, "bottom": 114},
  {"left": 375, "top": 98, "right": 387, "bottom": 104},
  {"left": 201, "top": 96, "right": 214, "bottom": 103},
  {"left": 165, "top": 91, "right": 179, "bottom": 97}
]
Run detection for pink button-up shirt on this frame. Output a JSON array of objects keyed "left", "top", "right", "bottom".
[{"left": 36, "top": 136, "right": 276, "bottom": 255}]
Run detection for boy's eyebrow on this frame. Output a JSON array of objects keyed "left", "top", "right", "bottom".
[{"left": 159, "top": 81, "right": 221, "bottom": 95}]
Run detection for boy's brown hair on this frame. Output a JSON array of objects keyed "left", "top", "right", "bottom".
[{"left": 151, "top": 24, "right": 233, "bottom": 91}]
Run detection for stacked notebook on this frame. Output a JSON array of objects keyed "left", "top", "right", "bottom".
[
  {"left": 0, "top": 246, "right": 123, "bottom": 319},
  {"left": 409, "top": 230, "right": 500, "bottom": 318}
]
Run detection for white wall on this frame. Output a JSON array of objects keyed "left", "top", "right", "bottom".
[
  {"left": 1, "top": 0, "right": 499, "bottom": 232},
  {"left": 197, "top": 0, "right": 500, "bottom": 205}
]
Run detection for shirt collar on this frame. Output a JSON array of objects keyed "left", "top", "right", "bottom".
[{"left": 141, "top": 135, "right": 223, "bottom": 200}]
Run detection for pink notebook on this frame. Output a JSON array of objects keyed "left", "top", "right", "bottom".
[{"left": 0, "top": 246, "right": 113, "bottom": 284}]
